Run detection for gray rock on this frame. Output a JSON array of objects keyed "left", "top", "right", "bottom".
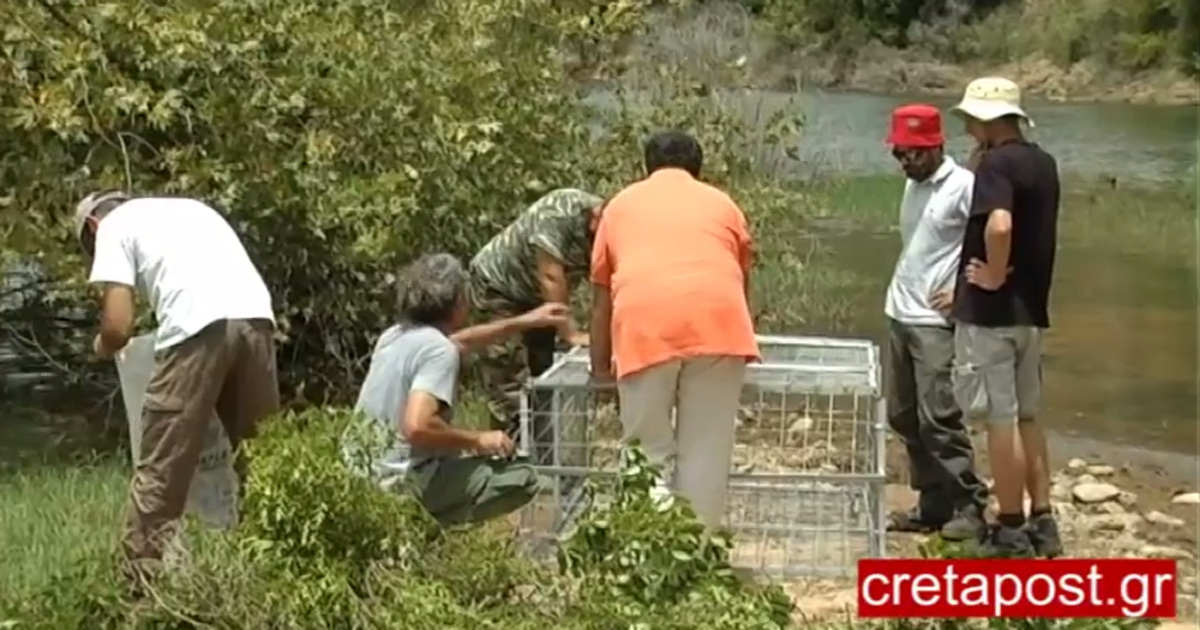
[
  {"left": 1171, "top": 492, "right": 1200, "bottom": 505},
  {"left": 1144, "top": 510, "right": 1185, "bottom": 528},
  {"left": 1067, "top": 458, "right": 1088, "bottom": 472},
  {"left": 1073, "top": 482, "right": 1121, "bottom": 504},
  {"left": 1086, "top": 465, "right": 1116, "bottom": 477},
  {"left": 1075, "top": 474, "right": 1099, "bottom": 486},
  {"left": 1111, "top": 533, "right": 1144, "bottom": 553},
  {"left": 1138, "top": 545, "right": 1194, "bottom": 561},
  {"left": 1181, "top": 577, "right": 1197, "bottom": 595},
  {"left": 1097, "top": 501, "right": 1127, "bottom": 515},
  {"left": 1052, "top": 501, "right": 1077, "bottom": 520},
  {"left": 1051, "top": 481, "right": 1073, "bottom": 502},
  {"left": 1087, "top": 513, "right": 1132, "bottom": 532}
]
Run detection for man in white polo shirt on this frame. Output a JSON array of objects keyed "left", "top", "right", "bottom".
[
  {"left": 882, "top": 105, "right": 988, "bottom": 542},
  {"left": 74, "top": 190, "right": 279, "bottom": 574}
]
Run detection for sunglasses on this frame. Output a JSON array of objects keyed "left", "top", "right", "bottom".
[{"left": 891, "top": 147, "right": 927, "bottom": 163}]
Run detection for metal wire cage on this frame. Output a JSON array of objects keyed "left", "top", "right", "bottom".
[{"left": 516, "top": 335, "right": 887, "bottom": 578}]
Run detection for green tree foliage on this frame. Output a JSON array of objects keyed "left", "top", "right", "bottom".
[
  {"left": 1177, "top": 0, "right": 1200, "bottom": 71},
  {"left": 0, "top": 0, "right": 804, "bottom": 401},
  {"left": 2, "top": 0, "right": 613, "bottom": 397},
  {"left": 760, "top": 0, "right": 1200, "bottom": 74}
]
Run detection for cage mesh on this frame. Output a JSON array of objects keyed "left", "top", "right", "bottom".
[{"left": 516, "top": 336, "right": 886, "bottom": 578}]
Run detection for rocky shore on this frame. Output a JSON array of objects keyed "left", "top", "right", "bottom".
[{"left": 785, "top": 444, "right": 1200, "bottom": 623}]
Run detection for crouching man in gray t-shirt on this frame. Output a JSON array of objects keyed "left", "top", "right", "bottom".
[{"left": 353, "top": 253, "right": 568, "bottom": 525}]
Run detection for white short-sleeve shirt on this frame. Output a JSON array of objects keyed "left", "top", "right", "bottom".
[
  {"left": 88, "top": 197, "right": 274, "bottom": 351},
  {"left": 884, "top": 157, "right": 974, "bottom": 326}
]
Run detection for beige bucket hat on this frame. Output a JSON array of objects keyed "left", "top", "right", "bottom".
[
  {"left": 950, "top": 77, "right": 1034, "bottom": 127},
  {"left": 73, "top": 190, "right": 130, "bottom": 245}
]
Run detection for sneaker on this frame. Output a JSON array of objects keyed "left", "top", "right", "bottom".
[
  {"left": 939, "top": 507, "right": 986, "bottom": 542},
  {"left": 1025, "top": 512, "right": 1064, "bottom": 558},
  {"left": 978, "top": 524, "right": 1036, "bottom": 558}
]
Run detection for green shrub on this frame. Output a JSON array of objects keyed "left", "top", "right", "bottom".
[
  {"left": 758, "top": 0, "right": 1197, "bottom": 73},
  {"left": 0, "top": 406, "right": 800, "bottom": 629},
  {"left": 239, "top": 407, "right": 434, "bottom": 575},
  {"left": 559, "top": 447, "right": 795, "bottom": 628}
]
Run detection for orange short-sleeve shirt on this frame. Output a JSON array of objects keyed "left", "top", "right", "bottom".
[{"left": 591, "top": 168, "right": 759, "bottom": 379}]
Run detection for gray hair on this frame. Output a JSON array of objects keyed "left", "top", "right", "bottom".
[{"left": 395, "top": 253, "right": 468, "bottom": 326}]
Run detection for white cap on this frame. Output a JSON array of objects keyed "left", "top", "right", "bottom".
[
  {"left": 950, "top": 77, "right": 1035, "bottom": 127},
  {"left": 73, "top": 190, "right": 130, "bottom": 245}
]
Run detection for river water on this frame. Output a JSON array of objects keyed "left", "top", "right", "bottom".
[
  {"left": 791, "top": 91, "right": 1198, "bottom": 456},
  {"left": 793, "top": 90, "right": 1197, "bottom": 182}
]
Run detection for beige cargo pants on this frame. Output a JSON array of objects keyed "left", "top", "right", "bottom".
[
  {"left": 616, "top": 355, "right": 747, "bottom": 530},
  {"left": 124, "top": 318, "right": 279, "bottom": 567}
]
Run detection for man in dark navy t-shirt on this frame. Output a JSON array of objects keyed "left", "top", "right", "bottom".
[{"left": 950, "top": 77, "right": 1062, "bottom": 558}]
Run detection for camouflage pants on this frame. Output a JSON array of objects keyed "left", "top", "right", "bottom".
[{"left": 469, "top": 282, "right": 557, "bottom": 458}]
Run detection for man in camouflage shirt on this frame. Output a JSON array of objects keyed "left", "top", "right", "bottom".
[{"left": 468, "top": 188, "right": 604, "bottom": 444}]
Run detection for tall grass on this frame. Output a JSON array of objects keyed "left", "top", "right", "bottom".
[{"left": 0, "top": 462, "right": 128, "bottom": 597}]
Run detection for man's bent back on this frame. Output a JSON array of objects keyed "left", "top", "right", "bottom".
[
  {"left": 590, "top": 131, "right": 759, "bottom": 530},
  {"left": 78, "top": 193, "right": 279, "bottom": 573},
  {"left": 92, "top": 198, "right": 273, "bottom": 349}
]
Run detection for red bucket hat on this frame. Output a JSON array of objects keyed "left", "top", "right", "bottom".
[{"left": 886, "top": 104, "right": 944, "bottom": 148}]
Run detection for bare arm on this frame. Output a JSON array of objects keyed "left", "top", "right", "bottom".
[
  {"left": 588, "top": 211, "right": 614, "bottom": 373},
  {"left": 535, "top": 248, "right": 576, "bottom": 340},
  {"left": 973, "top": 154, "right": 1014, "bottom": 280},
  {"left": 589, "top": 284, "right": 614, "bottom": 377},
  {"left": 983, "top": 209, "right": 1013, "bottom": 276},
  {"left": 400, "top": 391, "right": 481, "bottom": 451},
  {"left": 96, "top": 284, "right": 136, "bottom": 358},
  {"left": 88, "top": 221, "right": 138, "bottom": 359},
  {"left": 450, "top": 313, "right": 533, "bottom": 353}
]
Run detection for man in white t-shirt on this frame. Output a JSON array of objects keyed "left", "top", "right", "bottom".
[
  {"left": 74, "top": 190, "right": 279, "bottom": 572},
  {"left": 882, "top": 106, "right": 988, "bottom": 541}
]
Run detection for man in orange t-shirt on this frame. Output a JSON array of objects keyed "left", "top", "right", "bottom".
[{"left": 588, "top": 130, "right": 760, "bottom": 530}]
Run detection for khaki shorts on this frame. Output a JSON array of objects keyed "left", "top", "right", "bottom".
[{"left": 952, "top": 324, "right": 1043, "bottom": 424}]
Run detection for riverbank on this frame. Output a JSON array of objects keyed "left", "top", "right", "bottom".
[
  {"left": 624, "top": 5, "right": 1200, "bottom": 106},
  {"left": 786, "top": 429, "right": 1200, "bottom": 621},
  {"left": 777, "top": 51, "right": 1200, "bottom": 106}
]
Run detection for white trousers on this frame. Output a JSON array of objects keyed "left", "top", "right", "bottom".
[{"left": 616, "top": 355, "right": 746, "bottom": 529}]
